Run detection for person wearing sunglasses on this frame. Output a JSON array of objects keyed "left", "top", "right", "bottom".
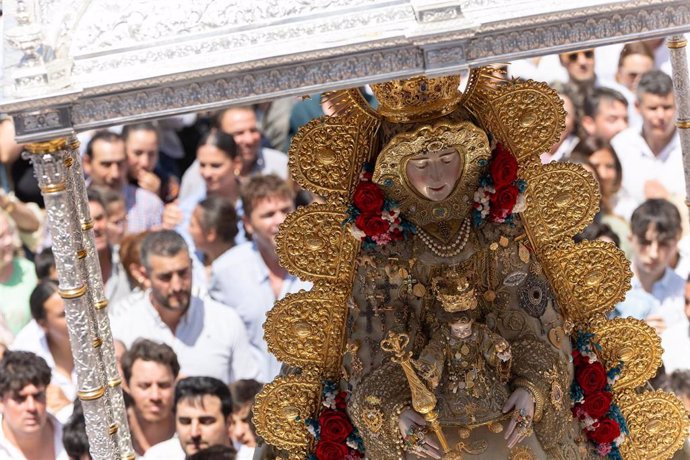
[{"left": 559, "top": 49, "right": 596, "bottom": 85}]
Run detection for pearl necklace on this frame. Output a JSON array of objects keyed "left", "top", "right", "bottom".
[{"left": 418, "top": 217, "right": 471, "bottom": 258}]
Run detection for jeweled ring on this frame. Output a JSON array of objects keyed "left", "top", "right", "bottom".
[
  {"left": 513, "top": 408, "right": 533, "bottom": 430},
  {"left": 404, "top": 426, "right": 427, "bottom": 449}
]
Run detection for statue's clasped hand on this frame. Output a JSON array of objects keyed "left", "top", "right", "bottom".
[
  {"left": 501, "top": 388, "right": 535, "bottom": 449},
  {"left": 398, "top": 408, "right": 442, "bottom": 459}
]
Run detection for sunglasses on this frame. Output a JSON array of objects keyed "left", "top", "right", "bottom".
[{"left": 566, "top": 50, "right": 594, "bottom": 62}]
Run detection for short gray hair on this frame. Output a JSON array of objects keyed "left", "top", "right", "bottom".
[{"left": 140, "top": 230, "right": 188, "bottom": 271}]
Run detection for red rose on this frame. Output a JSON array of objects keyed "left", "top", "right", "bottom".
[
  {"left": 490, "top": 144, "right": 518, "bottom": 188},
  {"left": 355, "top": 214, "right": 390, "bottom": 237},
  {"left": 576, "top": 361, "right": 608, "bottom": 395},
  {"left": 319, "top": 409, "right": 354, "bottom": 443},
  {"left": 335, "top": 392, "right": 348, "bottom": 410},
  {"left": 353, "top": 182, "right": 385, "bottom": 214},
  {"left": 586, "top": 418, "right": 621, "bottom": 445},
  {"left": 489, "top": 185, "right": 519, "bottom": 219},
  {"left": 315, "top": 440, "right": 350, "bottom": 460},
  {"left": 580, "top": 391, "right": 613, "bottom": 419},
  {"left": 572, "top": 350, "right": 589, "bottom": 367}
]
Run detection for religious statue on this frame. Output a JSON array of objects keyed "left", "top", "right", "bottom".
[{"left": 254, "top": 70, "right": 690, "bottom": 460}]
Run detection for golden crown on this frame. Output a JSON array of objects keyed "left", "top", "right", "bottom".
[
  {"left": 370, "top": 75, "right": 462, "bottom": 123},
  {"left": 431, "top": 273, "right": 477, "bottom": 313}
]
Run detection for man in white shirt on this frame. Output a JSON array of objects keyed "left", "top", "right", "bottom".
[
  {"left": 144, "top": 376, "right": 235, "bottom": 459},
  {"left": 0, "top": 351, "right": 68, "bottom": 459},
  {"left": 611, "top": 70, "right": 684, "bottom": 219},
  {"left": 121, "top": 339, "right": 179, "bottom": 456},
  {"left": 580, "top": 87, "right": 629, "bottom": 143},
  {"left": 613, "top": 199, "right": 686, "bottom": 334},
  {"left": 111, "top": 230, "right": 260, "bottom": 384},
  {"left": 209, "top": 176, "right": 311, "bottom": 381}
]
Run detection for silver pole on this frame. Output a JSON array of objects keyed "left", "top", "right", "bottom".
[{"left": 667, "top": 35, "right": 690, "bottom": 203}]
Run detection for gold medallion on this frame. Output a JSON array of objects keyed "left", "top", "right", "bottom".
[{"left": 548, "top": 327, "right": 564, "bottom": 348}]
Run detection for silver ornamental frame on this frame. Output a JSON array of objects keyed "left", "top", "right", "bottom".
[{"left": 1, "top": 1, "right": 690, "bottom": 459}]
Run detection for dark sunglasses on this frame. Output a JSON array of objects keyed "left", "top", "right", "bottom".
[{"left": 566, "top": 50, "right": 594, "bottom": 62}]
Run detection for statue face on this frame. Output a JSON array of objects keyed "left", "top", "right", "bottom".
[{"left": 405, "top": 147, "right": 461, "bottom": 202}]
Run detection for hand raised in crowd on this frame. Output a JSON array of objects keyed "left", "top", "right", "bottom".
[
  {"left": 136, "top": 169, "right": 162, "bottom": 196},
  {"left": 645, "top": 314, "right": 667, "bottom": 335},
  {"left": 162, "top": 200, "right": 183, "bottom": 230}
]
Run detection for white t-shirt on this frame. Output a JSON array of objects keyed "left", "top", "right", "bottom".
[
  {"left": 144, "top": 436, "right": 185, "bottom": 460},
  {"left": 111, "top": 292, "right": 261, "bottom": 384},
  {"left": 661, "top": 318, "right": 690, "bottom": 374},
  {"left": 0, "top": 413, "right": 68, "bottom": 460}
]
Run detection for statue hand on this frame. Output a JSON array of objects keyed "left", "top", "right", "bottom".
[
  {"left": 398, "top": 407, "right": 442, "bottom": 459},
  {"left": 502, "top": 388, "right": 535, "bottom": 449}
]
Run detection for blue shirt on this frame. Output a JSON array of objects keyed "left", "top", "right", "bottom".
[{"left": 612, "top": 267, "right": 685, "bottom": 327}]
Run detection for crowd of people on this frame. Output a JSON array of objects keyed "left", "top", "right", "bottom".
[{"left": 0, "top": 37, "right": 689, "bottom": 459}]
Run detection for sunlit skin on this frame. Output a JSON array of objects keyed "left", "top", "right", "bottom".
[
  {"left": 0, "top": 384, "right": 49, "bottom": 435},
  {"left": 128, "top": 360, "right": 176, "bottom": 424},
  {"left": 616, "top": 54, "right": 654, "bottom": 92},
  {"left": 88, "top": 200, "right": 109, "bottom": 253},
  {"left": 84, "top": 139, "right": 128, "bottom": 190},
  {"left": 585, "top": 99, "right": 629, "bottom": 143},
  {"left": 244, "top": 196, "right": 295, "bottom": 253},
  {"left": 588, "top": 148, "right": 618, "bottom": 198},
  {"left": 630, "top": 224, "right": 680, "bottom": 288},
  {"left": 230, "top": 404, "right": 257, "bottom": 448},
  {"left": 198, "top": 144, "right": 242, "bottom": 197},
  {"left": 0, "top": 214, "right": 15, "bottom": 273},
  {"left": 219, "top": 109, "right": 262, "bottom": 176},
  {"left": 405, "top": 147, "right": 462, "bottom": 202},
  {"left": 38, "top": 293, "right": 69, "bottom": 348},
  {"left": 126, "top": 130, "right": 159, "bottom": 181},
  {"left": 560, "top": 49, "right": 595, "bottom": 82},
  {"left": 176, "top": 395, "right": 232, "bottom": 455},
  {"left": 142, "top": 251, "right": 193, "bottom": 317},
  {"left": 637, "top": 93, "right": 677, "bottom": 154}
]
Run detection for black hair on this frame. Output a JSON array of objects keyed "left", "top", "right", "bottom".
[
  {"left": 174, "top": 376, "right": 233, "bottom": 418},
  {"left": 574, "top": 221, "right": 621, "bottom": 248},
  {"left": 0, "top": 351, "right": 51, "bottom": 397},
  {"left": 122, "top": 122, "right": 160, "bottom": 143},
  {"left": 583, "top": 86, "right": 628, "bottom": 118},
  {"left": 139, "top": 230, "right": 189, "bottom": 272},
  {"left": 63, "top": 400, "right": 91, "bottom": 460},
  {"left": 195, "top": 196, "right": 239, "bottom": 244},
  {"left": 185, "top": 444, "right": 237, "bottom": 460},
  {"left": 121, "top": 339, "right": 181, "bottom": 384},
  {"left": 85, "top": 131, "right": 124, "bottom": 159},
  {"left": 630, "top": 199, "right": 682, "bottom": 241},
  {"left": 29, "top": 280, "right": 60, "bottom": 322},
  {"left": 34, "top": 247, "right": 56, "bottom": 280},
  {"left": 228, "top": 379, "right": 263, "bottom": 408},
  {"left": 198, "top": 129, "right": 239, "bottom": 160},
  {"left": 669, "top": 369, "right": 690, "bottom": 398},
  {"left": 636, "top": 70, "right": 674, "bottom": 99}
]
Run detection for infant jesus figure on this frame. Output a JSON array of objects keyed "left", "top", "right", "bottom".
[{"left": 413, "top": 274, "right": 512, "bottom": 433}]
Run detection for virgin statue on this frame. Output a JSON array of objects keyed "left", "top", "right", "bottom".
[{"left": 255, "top": 70, "right": 689, "bottom": 460}]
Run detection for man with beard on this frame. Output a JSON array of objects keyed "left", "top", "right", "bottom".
[
  {"left": 111, "top": 230, "right": 260, "bottom": 384},
  {"left": 0, "top": 351, "right": 68, "bottom": 459},
  {"left": 144, "top": 376, "right": 235, "bottom": 459},
  {"left": 121, "top": 339, "right": 179, "bottom": 456}
]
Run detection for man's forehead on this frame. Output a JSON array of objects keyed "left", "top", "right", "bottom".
[
  {"left": 177, "top": 394, "right": 223, "bottom": 414},
  {"left": 221, "top": 109, "right": 256, "bottom": 129},
  {"left": 148, "top": 252, "right": 191, "bottom": 271},
  {"left": 93, "top": 139, "right": 126, "bottom": 161}
]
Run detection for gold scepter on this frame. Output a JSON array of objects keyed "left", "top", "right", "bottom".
[{"left": 381, "top": 331, "right": 452, "bottom": 455}]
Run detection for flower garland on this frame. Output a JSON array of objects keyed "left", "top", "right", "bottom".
[
  {"left": 345, "top": 165, "right": 415, "bottom": 249},
  {"left": 570, "top": 331, "right": 628, "bottom": 459},
  {"left": 306, "top": 381, "right": 365, "bottom": 460},
  {"left": 472, "top": 143, "right": 527, "bottom": 227}
]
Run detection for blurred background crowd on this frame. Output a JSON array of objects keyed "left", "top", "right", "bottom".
[{"left": 0, "top": 37, "right": 689, "bottom": 459}]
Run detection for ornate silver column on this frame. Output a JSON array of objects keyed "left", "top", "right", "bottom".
[
  {"left": 667, "top": 35, "right": 690, "bottom": 202},
  {"left": 26, "top": 139, "right": 134, "bottom": 460}
]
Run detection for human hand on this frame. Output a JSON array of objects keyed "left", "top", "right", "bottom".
[
  {"left": 161, "top": 201, "right": 183, "bottom": 230},
  {"left": 137, "top": 170, "right": 162, "bottom": 196},
  {"left": 398, "top": 407, "right": 441, "bottom": 459},
  {"left": 645, "top": 314, "right": 667, "bottom": 335},
  {"left": 502, "top": 388, "right": 534, "bottom": 449}
]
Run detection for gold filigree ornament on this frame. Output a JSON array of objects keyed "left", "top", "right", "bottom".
[
  {"left": 461, "top": 67, "right": 565, "bottom": 164},
  {"left": 253, "top": 374, "right": 321, "bottom": 455},
  {"left": 617, "top": 389, "right": 690, "bottom": 460},
  {"left": 521, "top": 162, "right": 600, "bottom": 248},
  {"left": 264, "top": 284, "right": 348, "bottom": 378},
  {"left": 275, "top": 203, "right": 360, "bottom": 284},
  {"left": 540, "top": 241, "right": 632, "bottom": 323},
  {"left": 288, "top": 114, "right": 376, "bottom": 204},
  {"left": 372, "top": 121, "right": 491, "bottom": 227},
  {"left": 591, "top": 317, "right": 662, "bottom": 392},
  {"left": 370, "top": 75, "right": 462, "bottom": 123}
]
